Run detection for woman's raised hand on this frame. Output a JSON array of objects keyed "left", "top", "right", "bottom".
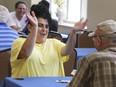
[
  {"left": 73, "top": 18, "right": 88, "bottom": 34},
  {"left": 25, "top": 8, "right": 38, "bottom": 29}
]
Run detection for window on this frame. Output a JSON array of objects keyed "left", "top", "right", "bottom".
[
  {"left": 66, "top": 0, "right": 81, "bottom": 22},
  {"left": 50, "top": 0, "right": 87, "bottom": 24}
]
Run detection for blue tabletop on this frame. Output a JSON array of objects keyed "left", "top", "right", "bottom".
[
  {"left": 73, "top": 48, "right": 97, "bottom": 69},
  {"left": 75, "top": 48, "right": 97, "bottom": 59},
  {"left": 74, "top": 48, "right": 97, "bottom": 69},
  {"left": 60, "top": 33, "right": 68, "bottom": 43},
  {"left": 0, "top": 77, "right": 72, "bottom": 87}
]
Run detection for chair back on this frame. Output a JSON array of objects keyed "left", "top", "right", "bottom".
[
  {"left": 77, "top": 31, "right": 94, "bottom": 48},
  {"left": 64, "top": 49, "right": 77, "bottom": 76},
  {"left": 48, "top": 31, "right": 63, "bottom": 42},
  {"left": 0, "top": 49, "right": 11, "bottom": 83}
]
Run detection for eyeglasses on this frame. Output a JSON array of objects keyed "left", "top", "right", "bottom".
[
  {"left": 92, "top": 35, "right": 97, "bottom": 41},
  {"left": 92, "top": 35, "right": 102, "bottom": 41}
]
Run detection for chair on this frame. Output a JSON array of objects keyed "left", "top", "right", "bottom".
[
  {"left": 64, "top": 49, "right": 77, "bottom": 76},
  {"left": 0, "top": 48, "right": 11, "bottom": 83},
  {"left": 75, "top": 34, "right": 80, "bottom": 47},
  {"left": 77, "top": 31, "right": 94, "bottom": 48},
  {"left": 48, "top": 31, "right": 63, "bottom": 42}
]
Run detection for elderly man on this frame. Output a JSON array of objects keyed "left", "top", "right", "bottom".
[
  {"left": 0, "top": 5, "right": 19, "bottom": 51},
  {"left": 68, "top": 20, "right": 116, "bottom": 87}
]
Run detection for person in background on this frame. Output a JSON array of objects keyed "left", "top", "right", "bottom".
[
  {"left": 68, "top": 20, "right": 116, "bottom": 87},
  {"left": 38, "top": 0, "right": 58, "bottom": 32},
  {"left": 0, "top": 5, "right": 19, "bottom": 51},
  {"left": 10, "top": 4, "right": 87, "bottom": 78},
  {"left": 7, "top": 1, "right": 28, "bottom": 33}
]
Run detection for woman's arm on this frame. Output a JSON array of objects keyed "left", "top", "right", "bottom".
[
  {"left": 17, "top": 11, "right": 38, "bottom": 59},
  {"left": 61, "top": 18, "right": 87, "bottom": 56}
]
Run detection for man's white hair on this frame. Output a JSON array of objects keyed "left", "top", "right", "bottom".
[{"left": 0, "top": 5, "right": 10, "bottom": 23}]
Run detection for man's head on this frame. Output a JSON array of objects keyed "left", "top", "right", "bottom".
[
  {"left": 0, "top": 5, "right": 10, "bottom": 23},
  {"left": 88, "top": 20, "right": 116, "bottom": 51},
  {"left": 15, "top": 1, "right": 27, "bottom": 19}
]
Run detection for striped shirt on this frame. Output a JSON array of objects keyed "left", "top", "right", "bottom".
[
  {"left": 68, "top": 47, "right": 116, "bottom": 87},
  {"left": 0, "top": 22, "right": 19, "bottom": 51}
]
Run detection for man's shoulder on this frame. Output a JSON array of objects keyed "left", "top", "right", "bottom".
[
  {"left": 0, "top": 22, "right": 7, "bottom": 26},
  {"left": 86, "top": 50, "right": 116, "bottom": 63},
  {"left": 86, "top": 51, "right": 106, "bottom": 60},
  {"left": 0, "top": 23, "right": 13, "bottom": 31},
  {"left": 0, "top": 25, "right": 19, "bottom": 37}
]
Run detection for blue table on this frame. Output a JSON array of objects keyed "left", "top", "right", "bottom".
[
  {"left": 0, "top": 77, "right": 72, "bottom": 87},
  {"left": 73, "top": 48, "right": 97, "bottom": 69},
  {"left": 60, "top": 33, "right": 68, "bottom": 43},
  {"left": 75, "top": 48, "right": 97, "bottom": 60}
]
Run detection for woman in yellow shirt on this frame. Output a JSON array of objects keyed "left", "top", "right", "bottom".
[{"left": 10, "top": 4, "right": 87, "bottom": 78}]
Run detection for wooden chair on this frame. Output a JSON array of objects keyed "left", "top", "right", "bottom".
[
  {"left": 0, "top": 49, "right": 11, "bottom": 83},
  {"left": 64, "top": 49, "right": 77, "bottom": 76},
  {"left": 48, "top": 31, "right": 63, "bottom": 42},
  {"left": 75, "top": 34, "right": 80, "bottom": 48},
  {"left": 77, "top": 31, "right": 94, "bottom": 48}
]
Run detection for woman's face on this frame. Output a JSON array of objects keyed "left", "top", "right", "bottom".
[{"left": 36, "top": 17, "right": 49, "bottom": 43}]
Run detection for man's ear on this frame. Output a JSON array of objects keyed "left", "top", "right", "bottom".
[{"left": 96, "top": 36, "right": 102, "bottom": 46}]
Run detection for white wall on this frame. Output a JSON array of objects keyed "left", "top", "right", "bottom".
[
  {"left": 31, "top": 0, "right": 41, "bottom": 5},
  {"left": 58, "top": 25, "right": 72, "bottom": 34},
  {"left": 87, "top": 0, "right": 116, "bottom": 31},
  {"left": 1, "top": 0, "right": 31, "bottom": 12},
  {"left": 0, "top": 0, "right": 4, "bottom": 5},
  {"left": 58, "top": 0, "right": 116, "bottom": 34}
]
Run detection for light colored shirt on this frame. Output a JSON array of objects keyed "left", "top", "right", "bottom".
[
  {"left": 11, "top": 38, "right": 69, "bottom": 78},
  {"left": 68, "top": 47, "right": 116, "bottom": 87},
  {"left": 0, "top": 22, "right": 19, "bottom": 50},
  {"left": 8, "top": 12, "right": 27, "bottom": 31}
]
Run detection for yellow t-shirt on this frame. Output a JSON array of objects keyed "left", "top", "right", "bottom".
[{"left": 11, "top": 38, "right": 69, "bottom": 78}]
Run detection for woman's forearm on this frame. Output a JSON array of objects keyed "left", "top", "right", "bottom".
[
  {"left": 17, "top": 28, "right": 38, "bottom": 59},
  {"left": 61, "top": 30, "right": 77, "bottom": 56}
]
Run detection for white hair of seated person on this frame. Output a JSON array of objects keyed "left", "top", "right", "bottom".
[{"left": 0, "top": 5, "right": 11, "bottom": 23}]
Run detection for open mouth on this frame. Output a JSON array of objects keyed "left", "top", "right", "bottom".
[{"left": 41, "top": 33, "right": 46, "bottom": 36}]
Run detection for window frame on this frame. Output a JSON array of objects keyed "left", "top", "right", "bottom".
[{"left": 48, "top": 0, "right": 87, "bottom": 25}]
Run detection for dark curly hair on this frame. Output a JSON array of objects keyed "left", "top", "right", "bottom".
[
  {"left": 38, "top": 0, "right": 50, "bottom": 9},
  {"left": 30, "top": 4, "right": 51, "bottom": 26}
]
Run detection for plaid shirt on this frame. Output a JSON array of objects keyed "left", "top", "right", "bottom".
[{"left": 68, "top": 47, "right": 116, "bottom": 87}]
